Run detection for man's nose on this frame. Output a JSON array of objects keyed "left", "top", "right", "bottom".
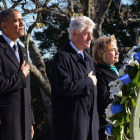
[
  {"left": 19, "top": 20, "right": 24, "bottom": 26},
  {"left": 88, "top": 34, "right": 92, "bottom": 40}
]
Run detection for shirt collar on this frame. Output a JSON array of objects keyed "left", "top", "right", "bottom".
[
  {"left": 2, "top": 33, "right": 17, "bottom": 48},
  {"left": 70, "top": 41, "right": 83, "bottom": 54},
  {"left": 70, "top": 41, "right": 84, "bottom": 58}
]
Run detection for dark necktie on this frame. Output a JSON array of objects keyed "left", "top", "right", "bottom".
[
  {"left": 79, "top": 52, "right": 84, "bottom": 60},
  {"left": 13, "top": 44, "right": 20, "bottom": 63}
]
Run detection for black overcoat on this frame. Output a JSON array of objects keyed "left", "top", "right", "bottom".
[
  {"left": 51, "top": 42, "right": 99, "bottom": 140},
  {"left": 0, "top": 35, "right": 34, "bottom": 140},
  {"left": 96, "top": 64, "right": 118, "bottom": 140}
]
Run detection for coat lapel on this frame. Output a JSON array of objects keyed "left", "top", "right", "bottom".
[
  {"left": 64, "top": 42, "right": 87, "bottom": 63},
  {"left": 64, "top": 42, "right": 81, "bottom": 61},
  {"left": 18, "top": 43, "right": 28, "bottom": 64},
  {"left": 0, "top": 35, "right": 28, "bottom": 70},
  {"left": 0, "top": 35, "right": 20, "bottom": 69},
  {"left": 0, "top": 41, "right": 20, "bottom": 70},
  {"left": 99, "top": 65, "right": 118, "bottom": 79}
]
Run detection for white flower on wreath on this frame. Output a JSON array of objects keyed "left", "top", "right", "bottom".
[
  {"left": 105, "top": 117, "right": 112, "bottom": 124},
  {"left": 127, "top": 45, "right": 140, "bottom": 57},
  {"left": 123, "top": 52, "right": 135, "bottom": 64},
  {"left": 110, "top": 87, "right": 122, "bottom": 99},
  {"left": 119, "top": 68, "right": 125, "bottom": 76},
  {"left": 122, "top": 64, "right": 127, "bottom": 70},
  {"left": 128, "top": 60, "right": 139, "bottom": 67},
  {"left": 105, "top": 103, "right": 113, "bottom": 123},
  {"left": 108, "top": 81, "right": 117, "bottom": 87},
  {"left": 109, "top": 79, "right": 123, "bottom": 99},
  {"left": 123, "top": 54, "right": 139, "bottom": 68},
  {"left": 109, "top": 79, "right": 123, "bottom": 87},
  {"left": 105, "top": 130, "right": 112, "bottom": 137},
  {"left": 119, "top": 64, "right": 128, "bottom": 76}
]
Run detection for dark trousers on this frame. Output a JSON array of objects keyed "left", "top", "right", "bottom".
[
  {"left": 0, "top": 123, "right": 2, "bottom": 140},
  {"left": 87, "top": 121, "right": 92, "bottom": 140}
]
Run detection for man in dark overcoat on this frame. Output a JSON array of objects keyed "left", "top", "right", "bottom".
[
  {"left": 51, "top": 16, "right": 99, "bottom": 140},
  {"left": 0, "top": 8, "right": 34, "bottom": 140}
]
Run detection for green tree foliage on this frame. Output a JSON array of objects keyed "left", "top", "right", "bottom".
[
  {"left": 34, "top": 15, "right": 69, "bottom": 57},
  {"left": 103, "top": 0, "right": 140, "bottom": 47},
  {"left": 34, "top": 0, "right": 140, "bottom": 59}
]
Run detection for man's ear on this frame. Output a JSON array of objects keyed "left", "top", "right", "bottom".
[
  {"left": 72, "top": 30, "right": 77, "bottom": 37},
  {"left": 1, "top": 22, "right": 7, "bottom": 31}
]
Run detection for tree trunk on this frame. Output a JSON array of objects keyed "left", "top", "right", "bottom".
[{"left": 29, "top": 41, "right": 51, "bottom": 125}]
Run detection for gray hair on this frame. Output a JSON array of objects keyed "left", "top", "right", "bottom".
[
  {"left": 0, "top": 8, "right": 19, "bottom": 30},
  {"left": 67, "top": 16, "right": 96, "bottom": 40}
]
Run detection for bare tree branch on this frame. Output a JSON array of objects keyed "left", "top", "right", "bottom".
[
  {"left": 96, "top": 0, "right": 112, "bottom": 24},
  {"left": 2, "top": 0, "right": 8, "bottom": 9},
  {"left": 92, "top": 0, "right": 112, "bottom": 38},
  {"left": 0, "top": 5, "right": 5, "bottom": 10},
  {"left": 43, "top": 0, "right": 51, "bottom": 7},
  {"left": 10, "top": 0, "right": 22, "bottom": 8},
  {"left": 67, "top": 0, "right": 74, "bottom": 14}
]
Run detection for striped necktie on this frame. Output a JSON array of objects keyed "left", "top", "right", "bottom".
[{"left": 13, "top": 44, "right": 20, "bottom": 63}]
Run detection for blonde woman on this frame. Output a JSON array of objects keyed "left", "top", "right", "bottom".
[{"left": 93, "top": 35, "right": 119, "bottom": 140}]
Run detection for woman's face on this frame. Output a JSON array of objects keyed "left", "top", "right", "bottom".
[{"left": 103, "top": 44, "right": 119, "bottom": 65}]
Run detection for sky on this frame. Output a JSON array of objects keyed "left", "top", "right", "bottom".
[
  {"left": 0, "top": 0, "right": 63, "bottom": 58},
  {"left": 0, "top": 0, "right": 133, "bottom": 36},
  {"left": 122, "top": 0, "right": 132, "bottom": 5},
  {"left": 0, "top": 0, "right": 134, "bottom": 58}
]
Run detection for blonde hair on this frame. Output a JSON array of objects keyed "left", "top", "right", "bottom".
[{"left": 93, "top": 35, "right": 117, "bottom": 64}]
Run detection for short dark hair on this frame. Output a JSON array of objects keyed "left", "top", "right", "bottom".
[{"left": 0, "top": 8, "right": 19, "bottom": 30}]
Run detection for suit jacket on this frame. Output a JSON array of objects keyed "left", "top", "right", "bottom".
[
  {"left": 0, "top": 35, "right": 34, "bottom": 140},
  {"left": 51, "top": 42, "right": 99, "bottom": 140},
  {"left": 96, "top": 64, "right": 118, "bottom": 140}
]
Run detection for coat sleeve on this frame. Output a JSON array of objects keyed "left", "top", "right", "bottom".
[
  {"left": 52, "top": 53, "right": 94, "bottom": 96},
  {"left": 31, "top": 107, "right": 35, "bottom": 124},
  {"left": 0, "top": 58, "right": 27, "bottom": 95},
  {"left": 96, "top": 69, "right": 112, "bottom": 111}
]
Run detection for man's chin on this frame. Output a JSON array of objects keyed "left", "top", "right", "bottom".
[
  {"left": 85, "top": 45, "right": 90, "bottom": 49},
  {"left": 18, "top": 33, "right": 25, "bottom": 37}
]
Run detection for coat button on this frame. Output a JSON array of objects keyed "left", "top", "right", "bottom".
[
  {"left": 87, "top": 90, "right": 91, "bottom": 94},
  {"left": 87, "top": 104, "right": 92, "bottom": 107}
]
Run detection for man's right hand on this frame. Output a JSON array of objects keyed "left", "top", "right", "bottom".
[
  {"left": 88, "top": 71, "right": 97, "bottom": 86},
  {"left": 21, "top": 60, "right": 30, "bottom": 77}
]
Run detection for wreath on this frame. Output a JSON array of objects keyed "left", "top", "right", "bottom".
[{"left": 104, "top": 45, "right": 140, "bottom": 140}]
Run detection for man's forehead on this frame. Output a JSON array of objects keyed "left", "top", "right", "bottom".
[
  {"left": 8, "top": 12, "right": 23, "bottom": 20},
  {"left": 83, "top": 26, "right": 93, "bottom": 32},
  {"left": 11, "top": 11, "right": 22, "bottom": 16},
  {"left": 16, "top": 13, "right": 22, "bottom": 16}
]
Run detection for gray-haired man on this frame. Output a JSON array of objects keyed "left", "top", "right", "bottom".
[{"left": 51, "top": 16, "right": 99, "bottom": 140}]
